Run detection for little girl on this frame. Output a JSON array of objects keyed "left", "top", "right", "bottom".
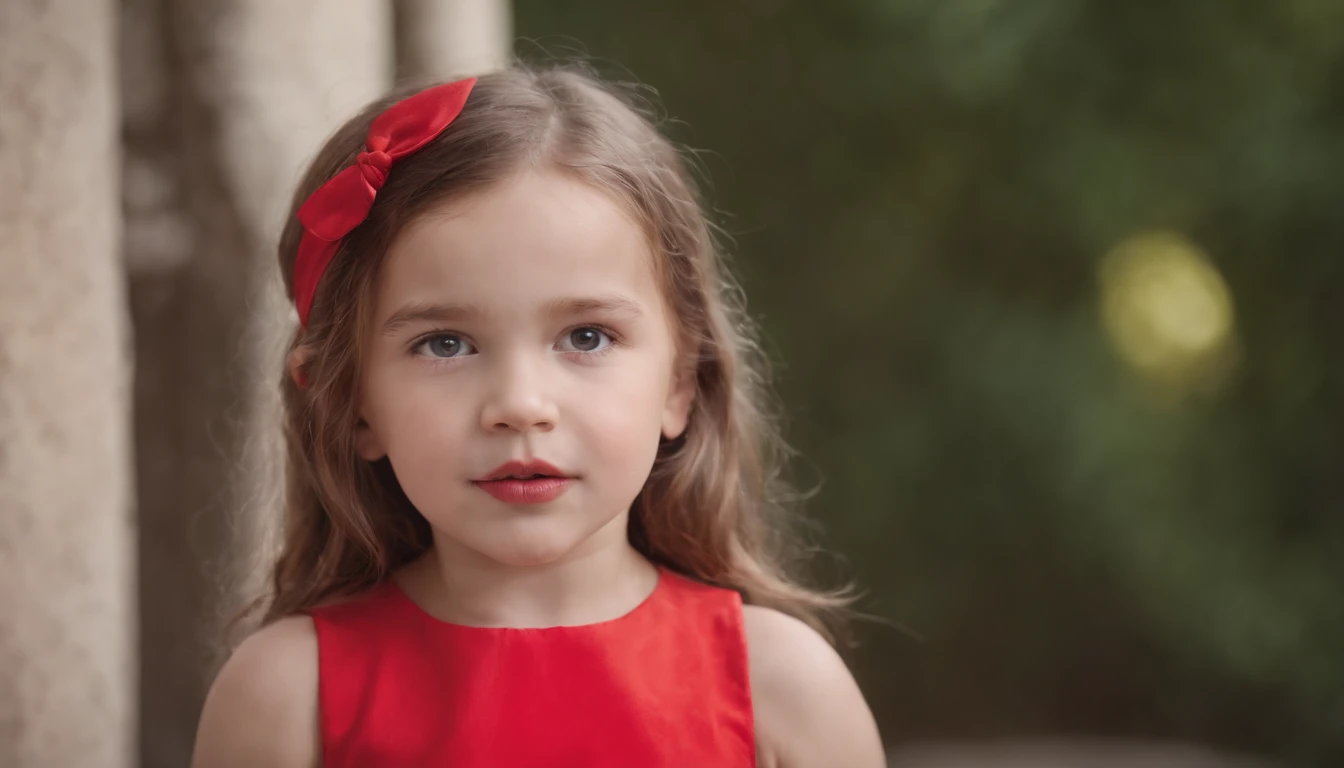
[{"left": 192, "top": 66, "right": 884, "bottom": 768}]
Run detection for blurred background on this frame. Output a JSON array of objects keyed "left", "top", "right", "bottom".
[{"left": 2, "top": 1, "right": 1341, "bottom": 767}]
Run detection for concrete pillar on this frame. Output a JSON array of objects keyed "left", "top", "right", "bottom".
[
  {"left": 121, "top": 1, "right": 391, "bottom": 765},
  {"left": 394, "top": 0, "right": 513, "bottom": 82},
  {"left": 0, "top": 1, "right": 135, "bottom": 766}
]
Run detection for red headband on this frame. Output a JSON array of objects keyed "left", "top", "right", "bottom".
[{"left": 292, "top": 77, "right": 477, "bottom": 326}]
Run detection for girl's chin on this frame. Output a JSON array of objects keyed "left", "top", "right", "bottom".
[
  {"left": 424, "top": 508, "right": 629, "bottom": 568},
  {"left": 440, "top": 529, "right": 596, "bottom": 569}
]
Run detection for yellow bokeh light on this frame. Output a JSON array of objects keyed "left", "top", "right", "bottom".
[{"left": 1099, "top": 231, "right": 1236, "bottom": 386}]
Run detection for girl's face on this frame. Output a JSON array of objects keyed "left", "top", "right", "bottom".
[{"left": 356, "top": 169, "right": 693, "bottom": 569}]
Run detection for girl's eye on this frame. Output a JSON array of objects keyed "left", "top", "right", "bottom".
[
  {"left": 415, "top": 334, "right": 476, "bottom": 359},
  {"left": 559, "top": 327, "right": 613, "bottom": 353}
]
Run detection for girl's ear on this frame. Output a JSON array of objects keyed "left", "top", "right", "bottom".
[
  {"left": 290, "top": 343, "right": 388, "bottom": 460},
  {"left": 353, "top": 418, "right": 388, "bottom": 461},
  {"left": 661, "top": 368, "right": 695, "bottom": 441},
  {"left": 287, "top": 344, "right": 313, "bottom": 389}
]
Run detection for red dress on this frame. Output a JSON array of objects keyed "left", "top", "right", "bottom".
[{"left": 307, "top": 568, "right": 757, "bottom": 767}]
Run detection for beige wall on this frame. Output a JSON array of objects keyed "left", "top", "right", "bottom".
[
  {"left": 0, "top": 1, "right": 133, "bottom": 766},
  {"left": 395, "top": 0, "right": 514, "bottom": 82}
]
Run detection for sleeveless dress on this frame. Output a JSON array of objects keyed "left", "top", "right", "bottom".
[{"left": 307, "top": 567, "right": 757, "bottom": 767}]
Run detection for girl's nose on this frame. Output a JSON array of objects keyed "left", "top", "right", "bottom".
[{"left": 479, "top": 355, "right": 559, "bottom": 434}]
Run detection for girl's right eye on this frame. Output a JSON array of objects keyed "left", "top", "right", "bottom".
[{"left": 413, "top": 334, "right": 477, "bottom": 359}]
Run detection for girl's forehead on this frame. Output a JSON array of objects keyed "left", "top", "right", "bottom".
[{"left": 375, "top": 169, "right": 662, "bottom": 318}]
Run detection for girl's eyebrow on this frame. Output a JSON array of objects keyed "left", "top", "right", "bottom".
[
  {"left": 542, "top": 294, "right": 645, "bottom": 319},
  {"left": 381, "top": 301, "right": 487, "bottom": 335},
  {"left": 380, "top": 294, "right": 644, "bottom": 335}
]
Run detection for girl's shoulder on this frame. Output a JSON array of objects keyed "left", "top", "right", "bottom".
[
  {"left": 741, "top": 605, "right": 886, "bottom": 768},
  {"left": 191, "top": 581, "right": 397, "bottom": 767},
  {"left": 191, "top": 614, "right": 319, "bottom": 767}
]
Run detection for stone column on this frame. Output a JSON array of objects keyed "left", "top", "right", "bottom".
[
  {"left": 121, "top": 1, "right": 391, "bottom": 765},
  {"left": 0, "top": 1, "right": 135, "bottom": 767},
  {"left": 394, "top": 0, "right": 513, "bottom": 82}
]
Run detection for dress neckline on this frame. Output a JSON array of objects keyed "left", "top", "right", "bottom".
[{"left": 382, "top": 566, "right": 668, "bottom": 634}]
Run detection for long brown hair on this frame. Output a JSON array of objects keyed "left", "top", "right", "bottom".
[{"left": 253, "top": 64, "right": 852, "bottom": 642}]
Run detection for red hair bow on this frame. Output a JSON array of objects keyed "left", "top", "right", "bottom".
[{"left": 292, "top": 77, "right": 477, "bottom": 326}]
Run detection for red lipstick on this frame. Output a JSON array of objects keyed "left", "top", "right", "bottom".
[{"left": 472, "top": 459, "right": 573, "bottom": 505}]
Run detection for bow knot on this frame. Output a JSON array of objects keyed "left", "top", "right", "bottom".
[{"left": 356, "top": 150, "right": 392, "bottom": 189}]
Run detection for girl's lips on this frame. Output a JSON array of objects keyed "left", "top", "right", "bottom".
[
  {"left": 472, "top": 476, "right": 572, "bottom": 504},
  {"left": 478, "top": 458, "right": 568, "bottom": 481}
]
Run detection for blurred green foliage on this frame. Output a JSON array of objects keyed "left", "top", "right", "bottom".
[{"left": 514, "top": 1, "right": 1344, "bottom": 763}]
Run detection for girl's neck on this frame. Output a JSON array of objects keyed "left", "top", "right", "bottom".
[{"left": 395, "top": 524, "right": 659, "bottom": 629}]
